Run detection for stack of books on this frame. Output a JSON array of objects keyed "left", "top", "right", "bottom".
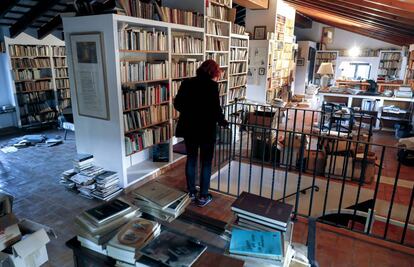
[
  {"left": 107, "top": 217, "right": 161, "bottom": 264},
  {"left": 131, "top": 181, "right": 190, "bottom": 222},
  {"left": 73, "top": 153, "right": 94, "bottom": 172},
  {"left": 92, "top": 171, "right": 123, "bottom": 201},
  {"left": 229, "top": 192, "right": 294, "bottom": 264},
  {"left": 76, "top": 199, "right": 141, "bottom": 255}
]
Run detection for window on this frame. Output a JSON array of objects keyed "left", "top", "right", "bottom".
[{"left": 341, "top": 62, "right": 371, "bottom": 80}]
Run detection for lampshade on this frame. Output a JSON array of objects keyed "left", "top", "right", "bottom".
[{"left": 317, "top": 62, "right": 334, "bottom": 75}]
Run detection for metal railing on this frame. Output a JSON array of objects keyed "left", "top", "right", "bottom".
[{"left": 211, "top": 101, "right": 414, "bottom": 248}]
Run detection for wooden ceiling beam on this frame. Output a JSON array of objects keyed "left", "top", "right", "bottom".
[
  {"left": 286, "top": 0, "right": 414, "bottom": 35},
  {"left": 364, "top": 0, "right": 414, "bottom": 13},
  {"left": 9, "top": 0, "right": 61, "bottom": 38},
  {"left": 317, "top": 0, "right": 414, "bottom": 26},
  {"left": 0, "top": 0, "right": 19, "bottom": 19},
  {"left": 336, "top": 0, "right": 414, "bottom": 20},
  {"left": 37, "top": 15, "right": 62, "bottom": 39},
  {"left": 291, "top": 4, "right": 414, "bottom": 45}
]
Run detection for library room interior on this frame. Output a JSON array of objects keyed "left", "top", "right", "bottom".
[{"left": 1, "top": 0, "right": 414, "bottom": 266}]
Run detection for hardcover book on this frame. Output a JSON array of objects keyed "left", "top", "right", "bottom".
[
  {"left": 140, "top": 231, "right": 207, "bottom": 267},
  {"left": 229, "top": 228, "right": 282, "bottom": 260},
  {"left": 231, "top": 192, "right": 293, "bottom": 228},
  {"left": 133, "top": 181, "right": 186, "bottom": 208},
  {"left": 84, "top": 199, "right": 131, "bottom": 225}
]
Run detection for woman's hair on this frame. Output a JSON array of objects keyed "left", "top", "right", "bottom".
[{"left": 196, "top": 59, "right": 221, "bottom": 79}]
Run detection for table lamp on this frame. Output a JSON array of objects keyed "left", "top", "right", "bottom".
[{"left": 317, "top": 62, "right": 334, "bottom": 89}]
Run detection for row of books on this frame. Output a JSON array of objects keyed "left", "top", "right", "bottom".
[
  {"left": 171, "top": 80, "right": 182, "bottom": 97},
  {"left": 120, "top": 61, "right": 168, "bottom": 83},
  {"left": 230, "top": 75, "right": 247, "bottom": 87},
  {"left": 172, "top": 35, "right": 203, "bottom": 54},
  {"left": 230, "top": 62, "right": 247, "bottom": 74},
  {"left": 9, "top": 45, "right": 50, "bottom": 57},
  {"left": 228, "top": 192, "right": 294, "bottom": 264},
  {"left": 380, "top": 52, "right": 401, "bottom": 60},
  {"left": 59, "top": 99, "right": 71, "bottom": 110},
  {"left": 229, "top": 86, "right": 246, "bottom": 100},
  {"left": 379, "top": 61, "right": 401, "bottom": 69},
  {"left": 55, "top": 68, "right": 68, "bottom": 78},
  {"left": 232, "top": 24, "right": 246, "bottom": 35},
  {"left": 123, "top": 105, "right": 169, "bottom": 132},
  {"left": 21, "top": 112, "right": 57, "bottom": 125},
  {"left": 378, "top": 69, "right": 399, "bottom": 76},
  {"left": 171, "top": 60, "right": 202, "bottom": 79},
  {"left": 206, "top": 4, "right": 229, "bottom": 21},
  {"left": 122, "top": 84, "right": 169, "bottom": 111},
  {"left": 316, "top": 52, "right": 337, "bottom": 60},
  {"left": 219, "top": 69, "right": 228, "bottom": 80},
  {"left": 220, "top": 95, "right": 227, "bottom": 106},
  {"left": 54, "top": 57, "right": 67, "bottom": 67},
  {"left": 206, "top": 20, "right": 228, "bottom": 36},
  {"left": 231, "top": 49, "right": 248, "bottom": 60},
  {"left": 17, "top": 91, "right": 54, "bottom": 105},
  {"left": 206, "top": 36, "right": 227, "bottom": 51},
  {"left": 119, "top": 0, "right": 203, "bottom": 27},
  {"left": 52, "top": 46, "right": 66, "bottom": 56},
  {"left": 58, "top": 89, "right": 71, "bottom": 99},
  {"left": 219, "top": 83, "right": 227, "bottom": 95},
  {"left": 158, "top": 6, "right": 204, "bottom": 27},
  {"left": 212, "top": 0, "right": 231, "bottom": 7},
  {"left": 231, "top": 38, "right": 248, "bottom": 47},
  {"left": 19, "top": 102, "right": 54, "bottom": 115},
  {"left": 206, "top": 53, "right": 228, "bottom": 66},
  {"left": 119, "top": 26, "right": 168, "bottom": 51},
  {"left": 12, "top": 69, "right": 52, "bottom": 81},
  {"left": 56, "top": 78, "right": 70, "bottom": 89},
  {"left": 15, "top": 81, "right": 52, "bottom": 92},
  {"left": 125, "top": 125, "right": 170, "bottom": 154},
  {"left": 11, "top": 58, "right": 51, "bottom": 69}
]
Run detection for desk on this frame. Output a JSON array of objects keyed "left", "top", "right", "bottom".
[{"left": 318, "top": 92, "right": 414, "bottom": 129}]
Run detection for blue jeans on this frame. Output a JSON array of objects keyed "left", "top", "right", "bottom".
[{"left": 185, "top": 140, "right": 215, "bottom": 197}]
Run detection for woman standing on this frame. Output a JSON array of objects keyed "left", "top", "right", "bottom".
[{"left": 174, "top": 60, "right": 228, "bottom": 207}]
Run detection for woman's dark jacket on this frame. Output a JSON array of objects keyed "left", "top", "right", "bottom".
[{"left": 174, "top": 76, "right": 227, "bottom": 143}]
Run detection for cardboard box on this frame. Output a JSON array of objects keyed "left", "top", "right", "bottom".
[
  {"left": 351, "top": 134, "right": 370, "bottom": 154},
  {"left": 0, "top": 217, "right": 55, "bottom": 267},
  {"left": 325, "top": 155, "right": 353, "bottom": 177}
]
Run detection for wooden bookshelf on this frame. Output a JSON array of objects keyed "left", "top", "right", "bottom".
[
  {"left": 404, "top": 50, "right": 414, "bottom": 88},
  {"left": 377, "top": 50, "right": 404, "bottom": 80},
  {"left": 5, "top": 42, "right": 71, "bottom": 127}
]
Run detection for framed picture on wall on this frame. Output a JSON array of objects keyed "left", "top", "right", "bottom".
[
  {"left": 258, "top": 67, "right": 265, "bottom": 75},
  {"left": 253, "top": 26, "right": 266, "bottom": 40},
  {"left": 297, "top": 58, "right": 305, "bottom": 66},
  {"left": 322, "top": 27, "right": 335, "bottom": 44},
  {"left": 69, "top": 32, "right": 110, "bottom": 120}
]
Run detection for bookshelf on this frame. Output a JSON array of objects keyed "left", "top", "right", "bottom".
[
  {"left": 4, "top": 34, "right": 69, "bottom": 128},
  {"left": 377, "top": 50, "right": 405, "bottom": 80},
  {"left": 205, "top": 0, "right": 231, "bottom": 106},
  {"left": 63, "top": 10, "right": 206, "bottom": 188},
  {"left": 405, "top": 50, "right": 414, "bottom": 89},
  {"left": 313, "top": 50, "right": 338, "bottom": 86},
  {"left": 229, "top": 28, "right": 249, "bottom": 102}
]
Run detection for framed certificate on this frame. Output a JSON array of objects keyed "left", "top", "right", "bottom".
[{"left": 69, "top": 32, "right": 109, "bottom": 120}]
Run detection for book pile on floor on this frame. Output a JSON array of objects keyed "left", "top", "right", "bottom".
[
  {"left": 228, "top": 192, "right": 294, "bottom": 265},
  {"left": 59, "top": 154, "right": 122, "bottom": 200},
  {"left": 76, "top": 199, "right": 141, "bottom": 255},
  {"left": 131, "top": 180, "right": 190, "bottom": 222}
]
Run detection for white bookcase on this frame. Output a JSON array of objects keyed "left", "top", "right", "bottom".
[
  {"left": 3, "top": 33, "right": 69, "bottom": 128},
  {"left": 62, "top": 0, "right": 250, "bottom": 188},
  {"left": 377, "top": 50, "right": 407, "bottom": 80}
]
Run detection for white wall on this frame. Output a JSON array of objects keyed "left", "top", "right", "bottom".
[
  {"left": 335, "top": 56, "right": 380, "bottom": 80},
  {"left": 295, "top": 22, "right": 401, "bottom": 50},
  {"left": 295, "top": 41, "right": 316, "bottom": 94},
  {"left": 245, "top": 0, "right": 278, "bottom": 34}
]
